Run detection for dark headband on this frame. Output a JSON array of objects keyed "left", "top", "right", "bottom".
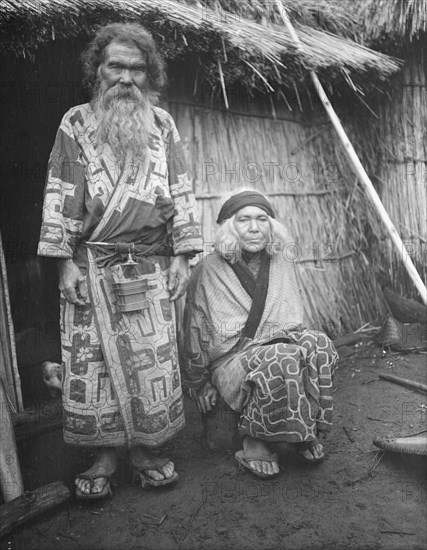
[{"left": 216, "top": 191, "right": 275, "bottom": 224}]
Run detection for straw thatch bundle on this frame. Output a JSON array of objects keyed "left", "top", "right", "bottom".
[
  {"left": 337, "top": 1, "right": 427, "bottom": 299},
  {"left": 212, "top": 0, "right": 359, "bottom": 38},
  {"left": 0, "top": 0, "right": 402, "bottom": 93},
  {"left": 348, "top": 51, "right": 427, "bottom": 298},
  {"left": 354, "top": 0, "right": 427, "bottom": 44}
]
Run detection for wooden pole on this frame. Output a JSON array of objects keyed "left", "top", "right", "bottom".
[
  {"left": 379, "top": 373, "right": 427, "bottom": 394},
  {"left": 0, "top": 378, "right": 24, "bottom": 502},
  {"left": 0, "top": 481, "right": 70, "bottom": 538},
  {"left": 0, "top": 231, "right": 23, "bottom": 412},
  {"left": 274, "top": 1, "right": 427, "bottom": 305}
]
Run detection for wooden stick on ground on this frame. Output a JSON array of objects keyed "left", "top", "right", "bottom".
[
  {"left": 274, "top": 0, "right": 427, "bottom": 306},
  {"left": 379, "top": 373, "right": 427, "bottom": 394},
  {"left": 0, "top": 481, "right": 70, "bottom": 538}
]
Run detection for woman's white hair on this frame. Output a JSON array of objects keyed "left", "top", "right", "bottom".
[{"left": 214, "top": 187, "right": 290, "bottom": 263}]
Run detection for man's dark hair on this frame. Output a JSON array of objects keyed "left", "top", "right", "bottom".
[{"left": 81, "top": 23, "right": 167, "bottom": 92}]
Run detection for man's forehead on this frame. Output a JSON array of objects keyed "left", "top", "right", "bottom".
[{"left": 103, "top": 40, "right": 146, "bottom": 63}]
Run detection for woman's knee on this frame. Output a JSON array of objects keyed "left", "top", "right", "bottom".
[
  {"left": 273, "top": 342, "right": 300, "bottom": 357},
  {"left": 299, "top": 329, "right": 332, "bottom": 352},
  {"left": 270, "top": 343, "right": 303, "bottom": 376}
]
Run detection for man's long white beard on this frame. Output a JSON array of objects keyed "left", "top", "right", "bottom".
[{"left": 92, "top": 79, "right": 157, "bottom": 164}]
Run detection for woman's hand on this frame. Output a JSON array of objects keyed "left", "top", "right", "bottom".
[
  {"left": 241, "top": 381, "right": 253, "bottom": 409},
  {"left": 58, "top": 259, "right": 87, "bottom": 306},
  {"left": 196, "top": 381, "right": 218, "bottom": 414}
]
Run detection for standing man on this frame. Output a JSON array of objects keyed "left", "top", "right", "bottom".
[{"left": 38, "top": 23, "right": 203, "bottom": 499}]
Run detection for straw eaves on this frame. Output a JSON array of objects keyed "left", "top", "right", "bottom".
[
  {"left": 0, "top": 0, "right": 403, "bottom": 93},
  {"left": 201, "top": 0, "right": 361, "bottom": 38},
  {"left": 352, "top": 0, "right": 427, "bottom": 44}
]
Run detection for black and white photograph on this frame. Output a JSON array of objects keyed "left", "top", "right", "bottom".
[{"left": 0, "top": 1, "right": 426, "bottom": 549}]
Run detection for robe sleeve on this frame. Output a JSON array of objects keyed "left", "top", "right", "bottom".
[
  {"left": 163, "top": 112, "right": 203, "bottom": 256},
  {"left": 180, "top": 263, "right": 212, "bottom": 392},
  {"left": 37, "top": 111, "right": 86, "bottom": 259}
]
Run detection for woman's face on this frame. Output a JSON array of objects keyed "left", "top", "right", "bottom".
[{"left": 233, "top": 206, "right": 270, "bottom": 253}]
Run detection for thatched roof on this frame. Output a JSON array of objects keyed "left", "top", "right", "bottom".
[
  {"left": 0, "top": 0, "right": 402, "bottom": 93},
  {"left": 354, "top": 0, "right": 427, "bottom": 45},
  {"left": 203, "top": 0, "right": 361, "bottom": 39},
  {"left": 217, "top": 1, "right": 427, "bottom": 44}
]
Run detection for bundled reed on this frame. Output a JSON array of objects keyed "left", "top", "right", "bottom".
[
  {"left": 0, "top": 0, "right": 401, "bottom": 93},
  {"left": 355, "top": 50, "right": 427, "bottom": 298},
  {"left": 342, "top": 1, "right": 427, "bottom": 300},
  {"left": 209, "top": 0, "right": 359, "bottom": 38},
  {"left": 354, "top": 0, "right": 427, "bottom": 44}
]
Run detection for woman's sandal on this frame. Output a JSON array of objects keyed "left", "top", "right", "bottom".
[
  {"left": 75, "top": 473, "right": 112, "bottom": 500},
  {"left": 295, "top": 440, "right": 325, "bottom": 464},
  {"left": 235, "top": 449, "right": 280, "bottom": 479}
]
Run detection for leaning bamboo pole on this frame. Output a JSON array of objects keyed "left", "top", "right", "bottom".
[{"left": 275, "top": 0, "right": 427, "bottom": 305}]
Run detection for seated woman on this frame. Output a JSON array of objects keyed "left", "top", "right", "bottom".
[{"left": 181, "top": 188, "right": 338, "bottom": 478}]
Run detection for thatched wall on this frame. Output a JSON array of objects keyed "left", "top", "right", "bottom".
[
  {"left": 343, "top": 41, "right": 426, "bottom": 301},
  {"left": 167, "top": 93, "right": 387, "bottom": 336},
  {"left": 369, "top": 44, "right": 426, "bottom": 298}
]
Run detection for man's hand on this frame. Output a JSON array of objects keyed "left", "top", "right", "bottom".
[
  {"left": 196, "top": 381, "right": 218, "bottom": 414},
  {"left": 168, "top": 254, "right": 190, "bottom": 302},
  {"left": 58, "top": 259, "right": 87, "bottom": 306}
]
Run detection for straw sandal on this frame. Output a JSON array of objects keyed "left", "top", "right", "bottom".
[{"left": 235, "top": 449, "right": 280, "bottom": 479}]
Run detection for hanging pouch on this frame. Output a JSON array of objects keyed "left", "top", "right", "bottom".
[{"left": 113, "top": 277, "right": 149, "bottom": 313}]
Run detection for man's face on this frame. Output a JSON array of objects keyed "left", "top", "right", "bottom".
[
  {"left": 98, "top": 40, "right": 148, "bottom": 94},
  {"left": 233, "top": 206, "right": 271, "bottom": 253}
]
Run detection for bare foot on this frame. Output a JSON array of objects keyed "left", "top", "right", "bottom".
[
  {"left": 297, "top": 440, "right": 325, "bottom": 462},
  {"left": 243, "top": 436, "right": 280, "bottom": 476},
  {"left": 75, "top": 448, "right": 117, "bottom": 496},
  {"left": 129, "top": 446, "right": 175, "bottom": 482}
]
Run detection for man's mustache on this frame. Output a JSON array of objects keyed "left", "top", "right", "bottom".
[{"left": 104, "top": 83, "right": 144, "bottom": 103}]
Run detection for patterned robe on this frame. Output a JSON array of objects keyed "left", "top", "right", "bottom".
[
  {"left": 182, "top": 252, "right": 338, "bottom": 443},
  {"left": 38, "top": 103, "right": 203, "bottom": 448}
]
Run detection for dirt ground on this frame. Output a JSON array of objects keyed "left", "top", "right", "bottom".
[{"left": 2, "top": 342, "right": 427, "bottom": 550}]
